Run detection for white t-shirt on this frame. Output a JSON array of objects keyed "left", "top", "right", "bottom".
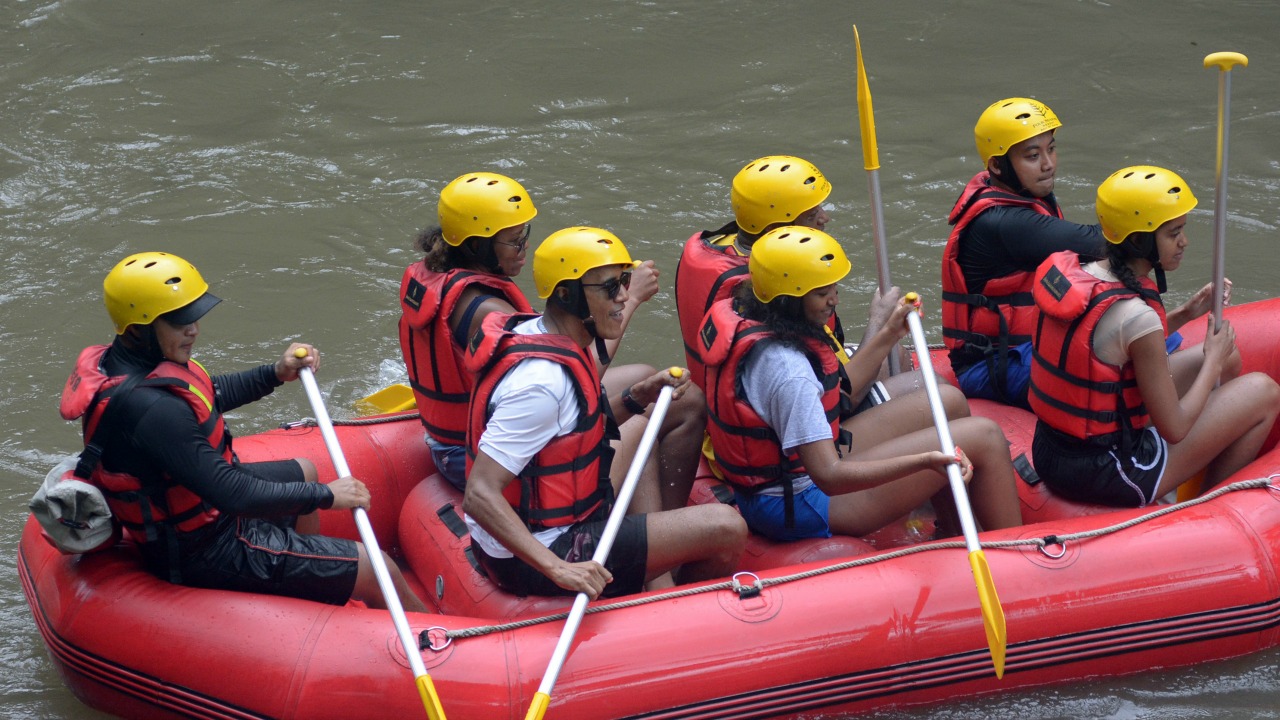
[
  {"left": 464, "top": 317, "right": 583, "bottom": 558},
  {"left": 740, "top": 341, "right": 832, "bottom": 495},
  {"left": 1083, "top": 261, "right": 1165, "bottom": 366}
]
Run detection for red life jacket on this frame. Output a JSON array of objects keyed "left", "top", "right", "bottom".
[
  {"left": 676, "top": 223, "right": 847, "bottom": 392},
  {"left": 464, "top": 313, "right": 615, "bottom": 530},
  {"left": 399, "top": 262, "right": 532, "bottom": 445},
  {"left": 1028, "top": 251, "right": 1166, "bottom": 445},
  {"left": 60, "top": 345, "right": 225, "bottom": 545},
  {"left": 941, "top": 171, "right": 1064, "bottom": 368},
  {"left": 674, "top": 224, "right": 750, "bottom": 392},
  {"left": 701, "top": 299, "right": 846, "bottom": 493}
]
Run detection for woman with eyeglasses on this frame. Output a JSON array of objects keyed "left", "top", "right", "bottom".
[
  {"left": 461, "top": 226, "right": 747, "bottom": 598},
  {"left": 399, "top": 173, "right": 706, "bottom": 510},
  {"left": 702, "top": 227, "right": 1022, "bottom": 542}
]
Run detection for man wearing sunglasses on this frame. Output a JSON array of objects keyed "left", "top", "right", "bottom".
[
  {"left": 400, "top": 172, "right": 707, "bottom": 513},
  {"left": 461, "top": 227, "right": 747, "bottom": 599}
]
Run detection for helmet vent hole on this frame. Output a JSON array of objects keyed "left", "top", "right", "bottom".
[
  {"left": 819, "top": 253, "right": 834, "bottom": 262},
  {"left": 780, "top": 164, "right": 792, "bottom": 172},
  {"left": 508, "top": 195, "right": 522, "bottom": 203},
  {"left": 164, "top": 277, "right": 181, "bottom": 285},
  {"left": 1122, "top": 171, "right": 1136, "bottom": 179},
  {"left": 465, "top": 177, "right": 478, "bottom": 183},
  {"left": 757, "top": 164, "right": 770, "bottom": 172},
  {"left": 1015, "top": 112, "right": 1031, "bottom": 121},
  {"left": 1144, "top": 173, "right": 1156, "bottom": 180},
  {"left": 1168, "top": 187, "right": 1182, "bottom": 195}
]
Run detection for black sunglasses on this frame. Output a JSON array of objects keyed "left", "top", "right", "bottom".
[
  {"left": 493, "top": 224, "right": 532, "bottom": 251},
  {"left": 580, "top": 271, "right": 632, "bottom": 300}
]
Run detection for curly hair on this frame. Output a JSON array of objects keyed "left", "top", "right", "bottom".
[
  {"left": 417, "top": 226, "right": 491, "bottom": 274},
  {"left": 733, "top": 281, "right": 828, "bottom": 351}
]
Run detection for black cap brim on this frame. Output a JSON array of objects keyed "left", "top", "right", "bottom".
[{"left": 161, "top": 292, "right": 222, "bottom": 325}]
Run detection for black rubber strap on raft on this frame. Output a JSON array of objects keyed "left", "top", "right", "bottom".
[
  {"left": 1012, "top": 453, "right": 1041, "bottom": 486},
  {"left": 436, "top": 502, "right": 469, "bottom": 539}
]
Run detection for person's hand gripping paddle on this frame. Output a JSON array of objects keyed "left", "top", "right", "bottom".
[
  {"left": 900, "top": 295, "right": 1007, "bottom": 678},
  {"left": 294, "top": 349, "right": 447, "bottom": 720}
]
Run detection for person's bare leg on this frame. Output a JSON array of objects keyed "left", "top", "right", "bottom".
[
  {"left": 643, "top": 505, "right": 746, "bottom": 585},
  {"left": 1156, "top": 372, "right": 1280, "bottom": 495},
  {"left": 352, "top": 544, "right": 428, "bottom": 612},
  {"left": 294, "top": 458, "right": 321, "bottom": 535}
]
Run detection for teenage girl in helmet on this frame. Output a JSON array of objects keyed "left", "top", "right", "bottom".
[
  {"left": 60, "top": 252, "right": 426, "bottom": 610},
  {"left": 941, "top": 98, "right": 1111, "bottom": 409},
  {"left": 701, "top": 228, "right": 1022, "bottom": 541},
  {"left": 1028, "top": 167, "right": 1279, "bottom": 506},
  {"left": 676, "top": 155, "right": 919, "bottom": 403},
  {"left": 462, "top": 228, "right": 747, "bottom": 599},
  {"left": 399, "top": 172, "right": 704, "bottom": 510}
]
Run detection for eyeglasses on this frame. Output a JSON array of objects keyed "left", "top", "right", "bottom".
[
  {"left": 493, "top": 224, "right": 531, "bottom": 252},
  {"left": 580, "top": 271, "right": 632, "bottom": 300}
]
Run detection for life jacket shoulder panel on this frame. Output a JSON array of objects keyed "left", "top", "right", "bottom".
[
  {"left": 398, "top": 262, "right": 532, "bottom": 444},
  {"left": 675, "top": 226, "right": 749, "bottom": 392}
]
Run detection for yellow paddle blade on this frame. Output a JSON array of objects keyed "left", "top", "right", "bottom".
[
  {"left": 852, "top": 25, "right": 879, "bottom": 171},
  {"left": 524, "top": 691, "right": 551, "bottom": 720},
  {"left": 356, "top": 383, "right": 416, "bottom": 415},
  {"left": 416, "top": 674, "right": 448, "bottom": 720},
  {"left": 968, "top": 549, "right": 1007, "bottom": 679}
]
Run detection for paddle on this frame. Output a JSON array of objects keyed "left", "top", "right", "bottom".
[
  {"left": 853, "top": 25, "right": 901, "bottom": 376},
  {"left": 1178, "top": 52, "right": 1247, "bottom": 504},
  {"left": 294, "top": 351, "right": 447, "bottom": 720},
  {"left": 1204, "top": 51, "right": 1247, "bottom": 333},
  {"left": 901, "top": 294, "right": 1007, "bottom": 678},
  {"left": 525, "top": 371, "right": 680, "bottom": 720}
]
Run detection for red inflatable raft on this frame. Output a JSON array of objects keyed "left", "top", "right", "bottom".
[{"left": 19, "top": 299, "right": 1280, "bottom": 719}]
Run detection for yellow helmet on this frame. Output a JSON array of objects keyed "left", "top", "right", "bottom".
[
  {"left": 533, "top": 226, "right": 635, "bottom": 298},
  {"left": 974, "top": 98, "right": 1061, "bottom": 164},
  {"left": 438, "top": 172, "right": 538, "bottom": 246},
  {"left": 1096, "top": 166, "right": 1199, "bottom": 244},
  {"left": 748, "top": 226, "right": 851, "bottom": 302},
  {"left": 103, "top": 252, "right": 221, "bottom": 334},
  {"left": 730, "top": 156, "right": 832, "bottom": 235}
]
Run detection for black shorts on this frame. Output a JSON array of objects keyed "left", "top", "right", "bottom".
[
  {"left": 851, "top": 380, "right": 891, "bottom": 415},
  {"left": 168, "top": 460, "right": 361, "bottom": 605},
  {"left": 1032, "top": 424, "right": 1168, "bottom": 508},
  {"left": 472, "top": 514, "right": 649, "bottom": 598}
]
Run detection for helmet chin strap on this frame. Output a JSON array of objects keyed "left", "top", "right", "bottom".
[
  {"left": 1148, "top": 243, "right": 1168, "bottom": 293},
  {"left": 993, "top": 155, "right": 1028, "bottom": 195},
  {"left": 551, "top": 283, "right": 613, "bottom": 365}
]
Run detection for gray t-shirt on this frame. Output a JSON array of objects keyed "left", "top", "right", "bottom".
[{"left": 741, "top": 341, "right": 834, "bottom": 494}]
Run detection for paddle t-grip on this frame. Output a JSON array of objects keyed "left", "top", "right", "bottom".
[{"left": 1204, "top": 52, "right": 1248, "bottom": 72}]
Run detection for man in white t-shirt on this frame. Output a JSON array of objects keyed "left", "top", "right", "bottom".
[{"left": 462, "top": 226, "right": 747, "bottom": 599}]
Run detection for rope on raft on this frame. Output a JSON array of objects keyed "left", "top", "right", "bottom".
[{"left": 423, "top": 475, "right": 1278, "bottom": 650}]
